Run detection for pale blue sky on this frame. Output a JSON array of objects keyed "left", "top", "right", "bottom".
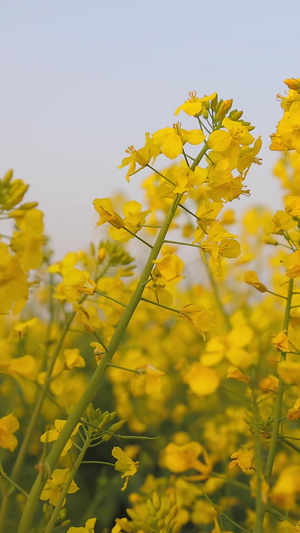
[{"left": 1, "top": 0, "right": 300, "bottom": 257}]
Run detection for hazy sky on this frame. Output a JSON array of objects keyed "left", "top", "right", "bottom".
[{"left": 1, "top": 0, "right": 300, "bottom": 258}]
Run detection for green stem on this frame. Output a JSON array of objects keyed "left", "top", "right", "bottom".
[
  {"left": 205, "top": 261, "right": 231, "bottom": 331},
  {"left": 17, "top": 193, "right": 183, "bottom": 533},
  {"left": 264, "top": 278, "right": 294, "bottom": 483},
  {"left": 44, "top": 438, "right": 90, "bottom": 533},
  {"left": 251, "top": 368, "right": 265, "bottom": 533}
]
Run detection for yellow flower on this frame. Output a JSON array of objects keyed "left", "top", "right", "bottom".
[
  {"left": 229, "top": 448, "right": 254, "bottom": 473},
  {"left": 285, "top": 195, "right": 300, "bottom": 217},
  {"left": 63, "top": 348, "right": 85, "bottom": 369},
  {"left": 183, "top": 362, "right": 220, "bottom": 396},
  {"left": 0, "top": 355, "right": 38, "bottom": 381},
  {"left": 279, "top": 361, "right": 300, "bottom": 387},
  {"left": 271, "top": 465, "right": 300, "bottom": 509},
  {"left": 93, "top": 198, "right": 124, "bottom": 229},
  {"left": 0, "top": 242, "right": 29, "bottom": 315},
  {"left": 273, "top": 330, "right": 290, "bottom": 352},
  {"left": 131, "top": 364, "right": 165, "bottom": 396},
  {"left": 152, "top": 254, "right": 184, "bottom": 285},
  {"left": 227, "top": 366, "right": 251, "bottom": 383},
  {"left": 160, "top": 441, "right": 211, "bottom": 479},
  {"left": 40, "top": 468, "right": 79, "bottom": 506},
  {"left": 287, "top": 399, "right": 300, "bottom": 421},
  {"left": 10, "top": 208, "right": 45, "bottom": 271},
  {"left": 152, "top": 124, "right": 205, "bottom": 159},
  {"left": 67, "top": 518, "right": 97, "bottom": 533},
  {"left": 0, "top": 413, "right": 19, "bottom": 451},
  {"left": 118, "top": 133, "right": 161, "bottom": 182},
  {"left": 174, "top": 91, "right": 217, "bottom": 117},
  {"left": 244, "top": 271, "right": 268, "bottom": 292},
  {"left": 112, "top": 446, "right": 139, "bottom": 491},
  {"left": 179, "top": 304, "right": 216, "bottom": 340},
  {"left": 40, "top": 420, "right": 80, "bottom": 456},
  {"left": 109, "top": 200, "right": 150, "bottom": 243},
  {"left": 283, "top": 250, "right": 300, "bottom": 279}
]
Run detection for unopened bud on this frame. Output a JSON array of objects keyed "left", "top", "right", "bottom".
[
  {"left": 229, "top": 109, "right": 243, "bottom": 120},
  {"left": 210, "top": 94, "right": 218, "bottom": 111},
  {"left": 216, "top": 99, "right": 233, "bottom": 121},
  {"left": 202, "top": 107, "right": 209, "bottom": 119},
  {"left": 3, "top": 169, "right": 13, "bottom": 183},
  {"left": 284, "top": 78, "right": 300, "bottom": 90},
  {"left": 19, "top": 202, "right": 39, "bottom": 210}
]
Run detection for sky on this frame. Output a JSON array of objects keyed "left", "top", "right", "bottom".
[{"left": 1, "top": 0, "right": 300, "bottom": 258}]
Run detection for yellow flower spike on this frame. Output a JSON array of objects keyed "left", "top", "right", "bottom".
[
  {"left": 244, "top": 271, "right": 268, "bottom": 292},
  {"left": 229, "top": 448, "right": 254, "bottom": 473},
  {"left": 66, "top": 518, "right": 97, "bottom": 533},
  {"left": 0, "top": 413, "right": 20, "bottom": 451},
  {"left": 273, "top": 330, "right": 290, "bottom": 352},
  {"left": 112, "top": 446, "right": 139, "bottom": 491},
  {"left": 40, "top": 468, "right": 79, "bottom": 507}
]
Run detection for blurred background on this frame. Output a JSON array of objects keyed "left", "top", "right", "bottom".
[{"left": 1, "top": 0, "right": 300, "bottom": 258}]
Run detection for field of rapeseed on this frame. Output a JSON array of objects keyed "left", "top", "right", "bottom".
[{"left": 1, "top": 79, "right": 300, "bottom": 533}]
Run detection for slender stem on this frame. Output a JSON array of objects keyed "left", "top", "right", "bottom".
[
  {"left": 17, "top": 193, "right": 183, "bottom": 533},
  {"left": 44, "top": 438, "right": 91, "bottom": 533},
  {"left": 95, "top": 290, "right": 126, "bottom": 307},
  {"left": 264, "top": 279, "right": 294, "bottom": 483},
  {"left": 251, "top": 368, "right": 265, "bottom": 533},
  {"left": 205, "top": 261, "right": 231, "bottom": 331}
]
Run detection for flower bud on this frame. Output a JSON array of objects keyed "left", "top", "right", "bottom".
[
  {"left": 3, "top": 169, "right": 13, "bottom": 183},
  {"left": 210, "top": 94, "right": 218, "bottom": 111},
  {"left": 229, "top": 109, "right": 243, "bottom": 120},
  {"left": 284, "top": 78, "right": 300, "bottom": 90},
  {"left": 202, "top": 107, "right": 209, "bottom": 119},
  {"left": 18, "top": 202, "right": 39, "bottom": 210},
  {"left": 216, "top": 99, "right": 233, "bottom": 120}
]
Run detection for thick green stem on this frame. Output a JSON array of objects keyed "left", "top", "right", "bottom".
[{"left": 17, "top": 194, "right": 182, "bottom": 533}]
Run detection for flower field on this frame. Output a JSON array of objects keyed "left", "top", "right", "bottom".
[{"left": 1, "top": 79, "right": 300, "bottom": 533}]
